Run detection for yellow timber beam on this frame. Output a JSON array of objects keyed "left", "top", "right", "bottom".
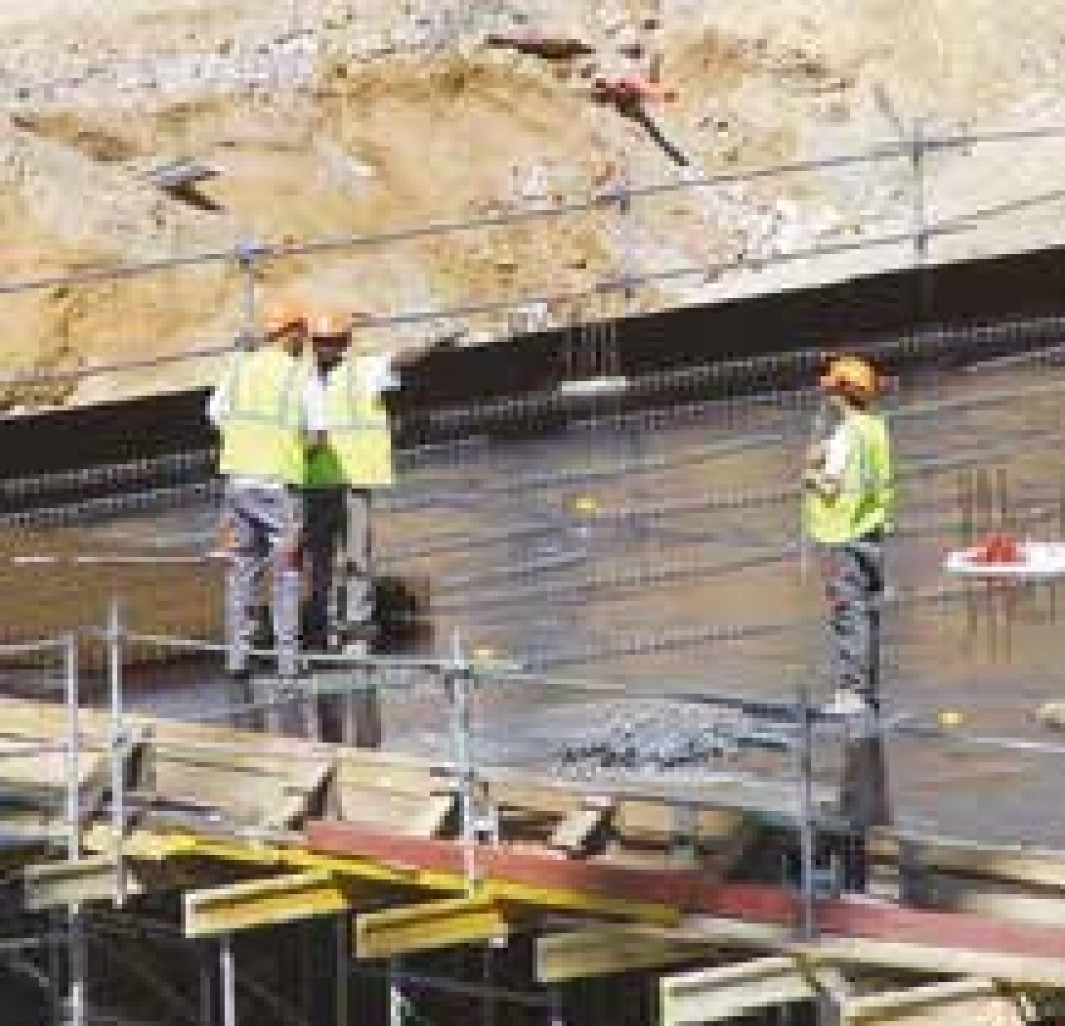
[
  {"left": 183, "top": 871, "right": 349, "bottom": 938},
  {"left": 355, "top": 896, "right": 511, "bottom": 960},
  {"left": 84, "top": 827, "right": 680, "bottom": 926},
  {"left": 537, "top": 926, "right": 717, "bottom": 983}
]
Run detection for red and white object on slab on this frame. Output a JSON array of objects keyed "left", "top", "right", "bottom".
[{"left": 945, "top": 534, "right": 1065, "bottom": 578}]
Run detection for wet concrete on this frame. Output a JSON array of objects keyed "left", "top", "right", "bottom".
[{"left": 3, "top": 359, "right": 1065, "bottom": 848}]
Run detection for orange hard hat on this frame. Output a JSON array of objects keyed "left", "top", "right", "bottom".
[
  {"left": 263, "top": 300, "right": 307, "bottom": 337},
  {"left": 820, "top": 355, "right": 879, "bottom": 399},
  {"left": 308, "top": 308, "right": 351, "bottom": 340}
]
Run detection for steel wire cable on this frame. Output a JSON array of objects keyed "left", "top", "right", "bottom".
[
  {"left": 435, "top": 497, "right": 1060, "bottom": 627},
  {"left": 525, "top": 577, "right": 993, "bottom": 670},
  {"left": 0, "top": 159, "right": 1062, "bottom": 391}
]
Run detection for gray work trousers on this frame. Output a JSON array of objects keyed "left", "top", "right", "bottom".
[
  {"left": 303, "top": 487, "right": 374, "bottom": 649},
  {"left": 223, "top": 482, "right": 302, "bottom": 680},
  {"left": 303, "top": 487, "right": 375, "bottom": 744},
  {"left": 818, "top": 532, "right": 884, "bottom": 704}
]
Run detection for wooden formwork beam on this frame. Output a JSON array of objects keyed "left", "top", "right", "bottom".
[
  {"left": 661, "top": 956, "right": 819, "bottom": 1025},
  {"left": 871, "top": 830, "right": 1065, "bottom": 892},
  {"left": 841, "top": 978, "right": 1034, "bottom": 1026},
  {"left": 23, "top": 856, "right": 142, "bottom": 909},
  {"left": 537, "top": 925, "right": 716, "bottom": 982},
  {"left": 183, "top": 870, "right": 349, "bottom": 938},
  {"left": 355, "top": 896, "right": 510, "bottom": 960}
]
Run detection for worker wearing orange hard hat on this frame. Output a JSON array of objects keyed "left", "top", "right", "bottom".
[
  {"left": 803, "top": 354, "right": 893, "bottom": 720},
  {"left": 301, "top": 306, "right": 433, "bottom": 741},
  {"left": 207, "top": 299, "right": 313, "bottom": 726}
]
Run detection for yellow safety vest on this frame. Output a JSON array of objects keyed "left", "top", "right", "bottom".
[
  {"left": 216, "top": 348, "right": 308, "bottom": 485},
  {"left": 804, "top": 410, "right": 893, "bottom": 545},
  {"left": 305, "top": 356, "right": 394, "bottom": 489}
]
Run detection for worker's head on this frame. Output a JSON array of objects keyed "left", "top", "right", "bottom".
[
  {"left": 819, "top": 355, "right": 879, "bottom": 409},
  {"left": 309, "top": 308, "right": 351, "bottom": 370},
  {"left": 263, "top": 300, "right": 308, "bottom": 357}
]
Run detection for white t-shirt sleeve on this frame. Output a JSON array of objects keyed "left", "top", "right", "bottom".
[
  {"left": 356, "top": 353, "right": 399, "bottom": 396},
  {"left": 304, "top": 373, "right": 328, "bottom": 433},
  {"left": 206, "top": 381, "right": 228, "bottom": 428},
  {"left": 822, "top": 422, "right": 851, "bottom": 481}
]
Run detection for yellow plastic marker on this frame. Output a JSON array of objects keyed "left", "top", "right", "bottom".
[
  {"left": 573, "top": 496, "right": 598, "bottom": 516},
  {"left": 937, "top": 709, "right": 965, "bottom": 728}
]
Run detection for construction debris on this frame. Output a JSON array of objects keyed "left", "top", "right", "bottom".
[
  {"left": 554, "top": 700, "right": 785, "bottom": 771},
  {"left": 150, "top": 157, "right": 223, "bottom": 210},
  {"left": 484, "top": 33, "right": 595, "bottom": 60}
]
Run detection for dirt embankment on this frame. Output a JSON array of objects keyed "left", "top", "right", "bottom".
[{"left": 1, "top": 0, "right": 1064, "bottom": 407}]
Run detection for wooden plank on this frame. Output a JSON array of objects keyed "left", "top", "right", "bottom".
[
  {"left": 24, "top": 856, "right": 142, "bottom": 909},
  {"left": 537, "top": 926, "right": 715, "bottom": 982},
  {"left": 661, "top": 957, "right": 817, "bottom": 1025},
  {"left": 842, "top": 979, "right": 1032, "bottom": 1026},
  {"left": 871, "top": 831, "right": 1065, "bottom": 892},
  {"left": 548, "top": 804, "right": 613, "bottom": 856}
]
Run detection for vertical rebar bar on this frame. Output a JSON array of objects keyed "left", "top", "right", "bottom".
[
  {"left": 796, "top": 675, "right": 817, "bottom": 941},
  {"left": 959, "top": 472, "right": 977, "bottom": 646},
  {"left": 911, "top": 118, "right": 930, "bottom": 325},
  {"left": 237, "top": 242, "right": 260, "bottom": 351},
  {"left": 997, "top": 467, "right": 1014, "bottom": 662},
  {"left": 107, "top": 598, "right": 127, "bottom": 906},
  {"left": 976, "top": 468, "right": 996, "bottom": 660},
  {"left": 449, "top": 630, "right": 478, "bottom": 890}
]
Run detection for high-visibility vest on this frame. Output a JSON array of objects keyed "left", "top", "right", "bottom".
[
  {"left": 305, "top": 356, "right": 394, "bottom": 489},
  {"left": 804, "top": 410, "right": 892, "bottom": 545},
  {"left": 216, "top": 348, "right": 308, "bottom": 485}
]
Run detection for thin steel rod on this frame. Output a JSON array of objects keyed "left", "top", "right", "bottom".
[
  {"left": 220, "top": 935, "right": 237, "bottom": 1026},
  {"left": 0, "top": 178, "right": 1061, "bottom": 392},
  {"left": 107, "top": 597, "right": 127, "bottom": 906}
]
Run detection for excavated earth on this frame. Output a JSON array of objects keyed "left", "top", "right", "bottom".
[{"left": 2, "top": 0, "right": 1065, "bottom": 407}]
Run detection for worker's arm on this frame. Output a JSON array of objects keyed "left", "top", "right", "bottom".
[
  {"left": 803, "top": 425, "right": 847, "bottom": 500},
  {"left": 303, "top": 372, "right": 328, "bottom": 452},
  {"left": 205, "top": 381, "right": 228, "bottom": 429}
]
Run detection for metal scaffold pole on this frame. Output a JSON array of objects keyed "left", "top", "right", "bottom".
[
  {"left": 335, "top": 913, "right": 349, "bottom": 1026},
  {"left": 64, "top": 632, "right": 86, "bottom": 1026},
  {"left": 796, "top": 675, "right": 818, "bottom": 941},
  {"left": 389, "top": 957, "right": 404, "bottom": 1026},
  {"left": 107, "top": 598, "right": 128, "bottom": 907},
  {"left": 220, "top": 935, "right": 237, "bottom": 1026},
  {"left": 448, "top": 629, "right": 478, "bottom": 891}
]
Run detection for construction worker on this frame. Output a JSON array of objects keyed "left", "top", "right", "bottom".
[
  {"left": 802, "top": 355, "right": 893, "bottom": 718},
  {"left": 207, "top": 300, "right": 311, "bottom": 716},
  {"left": 303, "top": 308, "right": 400, "bottom": 656},
  {"left": 303, "top": 308, "right": 408, "bottom": 742}
]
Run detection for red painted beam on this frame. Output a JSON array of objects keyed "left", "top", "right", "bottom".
[{"left": 306, "top": 821, "right": 1065, "bottom": 960}]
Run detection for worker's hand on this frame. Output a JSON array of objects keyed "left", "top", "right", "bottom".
[
  {"left": 804, "top": 470, "right": 841, "bottom": 500},
  {"left": 804, "top": 441, "right": 826, "bottom": 469}
]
